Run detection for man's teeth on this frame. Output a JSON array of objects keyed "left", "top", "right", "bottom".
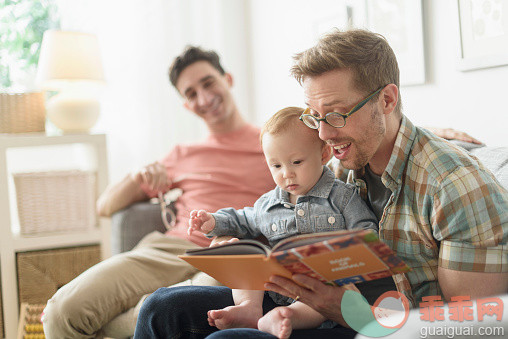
[{"left": 333, "top": 143, "right": 351, "bottom": 151}]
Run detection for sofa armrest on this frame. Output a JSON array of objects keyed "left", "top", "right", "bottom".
[{"left": 110, "top": 201, "right": 168, "bottom": 255}]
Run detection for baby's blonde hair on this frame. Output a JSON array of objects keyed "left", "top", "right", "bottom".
[{"left": 260, "top": 107, "right": 325, "bottom": 147}]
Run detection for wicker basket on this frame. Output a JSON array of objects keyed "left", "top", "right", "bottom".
[
  {"left": 17, "top": 246, "right": 101, "bottom": 306},
  {"left": 13, "top": 170, "right": 96, "bottom": 235},
  {"left": 0, "top": 92, "right": 46, "bottom": 133}
]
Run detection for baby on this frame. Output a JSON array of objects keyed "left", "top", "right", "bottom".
[{"left": 188, "top": 107, "right": 378, "bottom": 338}]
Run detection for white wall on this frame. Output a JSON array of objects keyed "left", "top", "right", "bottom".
[
  {"left": 248, "top": 0, "right": 508, "bottom": 146},
  {"left": 403, "top": 0, "right": 508, "bottom": 146},
  {"left": 247, "top": 0, "right": 351, "bottom": 124},
  {"left": 56, "top": 0, "right": 508, "bottom": 184}
]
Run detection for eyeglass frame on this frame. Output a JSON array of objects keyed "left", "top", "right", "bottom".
[
  {"left": 155, "top": 173, "right": 211, "bottom": 230},
  {"left": 299, "top": 86, "right": 384, "bottom": 129},
  {"left": 158, "top": 191, "right": 176, "bottom": 230}
]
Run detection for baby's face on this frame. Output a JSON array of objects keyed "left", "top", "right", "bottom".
[{"left": 262, "top": 125, "right": 327, "bottom": 198}]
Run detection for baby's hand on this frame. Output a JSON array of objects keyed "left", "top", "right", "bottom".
[
  {"left": 211, "top": 237, "right": 240, "bottom": 247},
  {"left": 188, "top": 210, "right": 216, "bottom": 235}
]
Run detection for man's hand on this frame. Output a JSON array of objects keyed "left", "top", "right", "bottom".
[
  {"left": 131, "top": 161, "right": 171, "bottom": 192},
  {"left": 425, "top": 127, "right": 483, "bottom": 145},
  {"left": 188, "top": 210, "right": 216, "bottom": 235},
  {"left": 265, "top": 274, "right": 349, "bottom": 327}
]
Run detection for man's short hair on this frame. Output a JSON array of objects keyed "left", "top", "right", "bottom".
[
  {"left": 291, "top": 29, "right": 402, "bottom": 115},
  {"left": 169, "top": 46, "right": 226, "bottom": 88},
  {"left": 260, "top": 107, "right": 325, "bottom": 146}
]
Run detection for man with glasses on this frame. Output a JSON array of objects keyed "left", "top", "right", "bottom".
[
  {"left": 134, "top": 29, "right": 507, "bottom": 339},
  {"left": 265, "top": 28, "right": 507, "bottom": 331},
  {"left": 42, "top": 46, "right": 275, "bottom": 339}
]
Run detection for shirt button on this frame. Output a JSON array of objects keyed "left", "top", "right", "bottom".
[
  {"left": 283, "top": 203, "right": 291, "bottom": 208},
  {"left": 297, "top": 209, "right": 305, "bottom": 217},
  {"left": 328, "top": 216, "right": 335, "bottom": 224},
  {"left": 271, "top": 223, "right": 277, "bottom": 232}
]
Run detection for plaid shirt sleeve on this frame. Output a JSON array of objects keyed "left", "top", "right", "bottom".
[{"left": 431, "top": 165, "right": 508, "bottom": 272}]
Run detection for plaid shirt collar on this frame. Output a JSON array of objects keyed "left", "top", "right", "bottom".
[{"left": 382, "top": 115, "right": 416, "bottom": 191}]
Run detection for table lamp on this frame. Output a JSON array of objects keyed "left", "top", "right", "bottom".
[{"left": 36, "top": 30, "right": 105, "bottom": 133}]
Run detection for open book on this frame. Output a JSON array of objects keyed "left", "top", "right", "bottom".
[{"left": 179, "top": 229, "right": 411, "bottom": 290}]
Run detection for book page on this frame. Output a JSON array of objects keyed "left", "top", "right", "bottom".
[
  {"left": 301, "top": 244, "right": 388, "bottom": 281},
  {"left": 273, "top": 229, "right": 369, "bottom": 252},
  {"left": 184, "top": 239, "right": 270, "bottom": 256}
]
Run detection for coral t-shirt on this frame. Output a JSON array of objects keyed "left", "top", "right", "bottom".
[{"left": 141, "top": 124, "right": 275, "bottom": 247}]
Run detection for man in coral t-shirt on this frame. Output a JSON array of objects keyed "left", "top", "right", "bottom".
[{"left": 42, "top": 46, "right": 275, "bottom": 339}]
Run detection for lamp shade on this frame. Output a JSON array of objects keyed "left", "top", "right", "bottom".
[{"left": 36, "top": 30, "right": 104, "bottom": 90}]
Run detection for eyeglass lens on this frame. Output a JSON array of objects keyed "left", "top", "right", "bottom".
[{"left": 301, "top": 113, "right": 345, "bottom": 129}]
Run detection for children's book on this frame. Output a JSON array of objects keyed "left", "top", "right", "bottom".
[{"left": 179, "top": 229, "right": 411, "bottom": 290}]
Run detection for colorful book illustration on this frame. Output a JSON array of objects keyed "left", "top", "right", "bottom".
[{"left": 179, "top": 229, "right": 411, "bottom": 290}]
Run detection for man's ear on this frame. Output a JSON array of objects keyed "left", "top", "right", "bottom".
[
  {"left": 321, "top": 144, "right": 332, "bottom": 164},
  {"left": 225, "top": 73, "right": 233, "bottom": 87},
  {"left": 380, "top": 83, "right": 398, "bottom": 115}
]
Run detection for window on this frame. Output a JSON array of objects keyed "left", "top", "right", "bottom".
[{"left": 0, "top": 0, "right": 60, "bottom": 92}]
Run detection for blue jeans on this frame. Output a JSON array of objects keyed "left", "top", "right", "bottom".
[{"left": 133, "top": 286, "right": 357, "bottom": 339}]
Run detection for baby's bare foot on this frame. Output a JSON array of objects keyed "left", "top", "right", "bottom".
[
  {"left": 258, "top": 307, "right": 293, "bottom": 339},
  {"left": 207, "top": 302, "right": 262, "bottom": 330}
]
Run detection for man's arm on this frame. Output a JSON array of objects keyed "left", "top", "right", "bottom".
[
  {"left": 425, "top": 127, "right": 483, "bottom": 144},
  {"left": 432, "top": 162, "right": 508, "bottom": 301},
  {"left": 97, "top": 161, "right": 171, "bottom": 217},
  {"left": 438, "top": 268, "right": 508, "bottom": 301},
  {"left": 96, "top": 174, "right": 148, "bottom": 217}
]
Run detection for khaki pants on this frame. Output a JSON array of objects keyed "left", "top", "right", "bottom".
[{"left": 42, "top": 232, "right": 220, "bottom": 339}]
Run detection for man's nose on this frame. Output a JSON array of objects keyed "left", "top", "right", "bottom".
[
  {"left": 197, "top": 89, "right": 213, "bottom": 107},
  {"left": 318, "top": 121, "right": 338, "bottom": 142}
]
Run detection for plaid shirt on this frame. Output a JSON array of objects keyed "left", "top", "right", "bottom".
[{"left": 341, "top": 116, "right": 508, "bottom": 307}]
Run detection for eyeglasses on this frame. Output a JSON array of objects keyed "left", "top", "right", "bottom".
[
  {"left": 158, "top": 191, "right": 177, "bottom": 230},
  {"left": 299, "top": 87, "right": 384, "bottom": 129},
  {"left": 156, "top": 172, "right": 212, "bottom": 230}
]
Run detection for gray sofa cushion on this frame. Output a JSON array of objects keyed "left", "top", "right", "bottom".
[
  {"left": 453, "top": 140, "right": 508, "bottom": 189},
  {"left": 111, "top": 202, "right": 167, "bottom": 254},
  {"left": 470, "top": 146, "right": 508, "bottom": 189}
]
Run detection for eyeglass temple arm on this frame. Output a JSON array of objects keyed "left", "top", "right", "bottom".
[{"left": 344, "top": 87, "right": 383, "bottom": 118}]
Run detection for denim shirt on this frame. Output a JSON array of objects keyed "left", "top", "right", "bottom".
[{"left": 208, "top": 166, "right": 378, "bottom": 247}]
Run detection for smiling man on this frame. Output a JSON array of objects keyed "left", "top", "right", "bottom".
[{"left": 42, "top": 46, "right": 275, "bottom": 339}]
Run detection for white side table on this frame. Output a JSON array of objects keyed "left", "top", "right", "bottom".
[{"left": 0, "top": 133, "right": 110, "bottom": 339}]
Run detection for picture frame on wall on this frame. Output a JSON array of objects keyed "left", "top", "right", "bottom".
[{"left": 456, "top": 0, "right": 508, "bottom": 71}]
